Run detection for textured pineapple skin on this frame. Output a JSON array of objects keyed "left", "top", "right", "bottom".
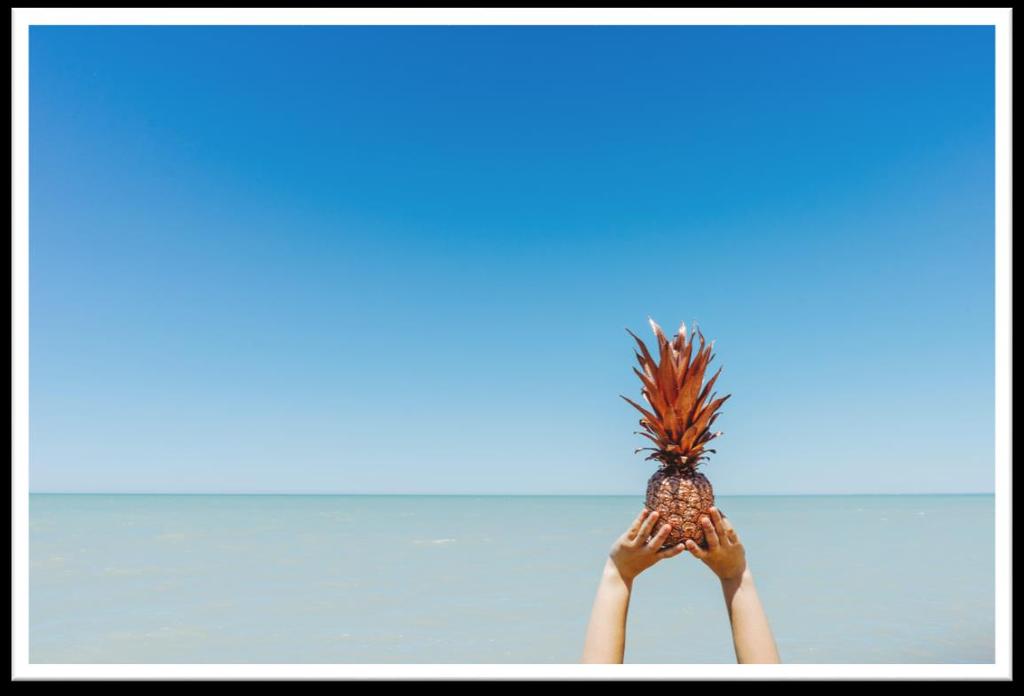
[{"left": 644, "top": 469, "right": 715, "bottom": 549}]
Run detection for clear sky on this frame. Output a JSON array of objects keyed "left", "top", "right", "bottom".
[{"left": 29, "top": 25, "right": 994, "bottom": 495}]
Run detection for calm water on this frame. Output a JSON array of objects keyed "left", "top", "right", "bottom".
[{"left": 29, "top": 494, "right": 994, "bottom": 664}]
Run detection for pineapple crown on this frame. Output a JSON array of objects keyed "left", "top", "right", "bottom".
[{"left": 621, "top": 317, "right": 730, "bottom": 472}]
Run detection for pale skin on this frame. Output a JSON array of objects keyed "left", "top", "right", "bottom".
[{"left": 581, "top": 506, "right": 780, "bottom": 664}]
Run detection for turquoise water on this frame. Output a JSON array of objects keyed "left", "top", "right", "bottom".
[{"left": 29, "top": 494, "right": 994, "bottom": 664}]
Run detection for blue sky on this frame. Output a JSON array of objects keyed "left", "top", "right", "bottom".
[{"left": 29, "top": 26, "right": 994, "bottom": 494}]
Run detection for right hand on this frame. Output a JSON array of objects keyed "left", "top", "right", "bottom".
[{"left": 685, "top": 507, "right": 747, "bottom": 582}]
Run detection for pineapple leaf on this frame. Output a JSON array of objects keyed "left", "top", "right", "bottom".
[
  {"left": 626, "top": 329, "right": 657, "bottom": 372},
  {"left": 627, "top": 318, "right": 729, "bottom": 465},
  {"left": 620, "top": 396, "right": 669, "bottom": 439}
]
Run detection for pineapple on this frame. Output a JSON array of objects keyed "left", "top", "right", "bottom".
[{"left": 622, "top": 318, "right": 730, "bottom": 549}]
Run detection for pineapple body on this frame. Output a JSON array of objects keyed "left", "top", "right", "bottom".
[{"left": 644, "top": 468, "right": 714, "bottom": 549}]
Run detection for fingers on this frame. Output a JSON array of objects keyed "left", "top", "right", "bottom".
[
  {"left": 626, "top": 508, "right": 649, "bottom": 541},
  {"left": 713, "top": 507, "right": 739, "bottom": 544},
  {"left": 685, "top": 539, "right": 708, "bottom": 560},
  {"left": 645, "top": 523, "right": 672, "bottom": 551},
  {"left": 657, "top": 542, "right": 687, "bottom": 560},
  {"left": 709, "top": 507, "right": 733, "bottom": 545},
  {"left": 701, "top": 515, "right": 720, "bottom": 550},
  {"left": 634, "top": 505, "right": 659, "bottom": 544}
]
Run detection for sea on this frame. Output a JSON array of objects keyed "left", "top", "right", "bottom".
[{"left": 28, "top": 494, "right": 994, "bottom": 664}]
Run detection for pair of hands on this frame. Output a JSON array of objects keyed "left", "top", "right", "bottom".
[{"left": 608, "top": 506, "right": 746, "bottom": 585}]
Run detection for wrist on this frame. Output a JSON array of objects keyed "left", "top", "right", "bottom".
[
  {"left": 719, "top": 565, "right": 752, "bottom": 589},
  {"left": 603, "top": 558, "right": 635, "bottom": 589}
]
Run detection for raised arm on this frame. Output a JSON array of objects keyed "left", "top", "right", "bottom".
[
  {"left": 686, "top": 507, "right": 781, "bottom": 664},
  {"left": 582, "top": 508, "right": 685, "bottom": 663}
]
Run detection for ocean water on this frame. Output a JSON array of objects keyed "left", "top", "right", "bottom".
[{"left": 29, "top": 494, "right": 994, "bottom": 664}]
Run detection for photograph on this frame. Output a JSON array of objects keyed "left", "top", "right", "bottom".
[{"left": 11, "top": 8, "right": 1011, "bottom": 681}]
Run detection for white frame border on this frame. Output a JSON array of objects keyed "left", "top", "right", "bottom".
[{"left": 11, "top": 7, "right": 1012, "bottom": 680}]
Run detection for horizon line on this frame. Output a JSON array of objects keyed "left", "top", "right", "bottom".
[{"left": 27, "top": 491, "right": 996, "bottom": 497}]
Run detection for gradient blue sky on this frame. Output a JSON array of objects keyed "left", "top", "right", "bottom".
[{"left": 30, "top": 25, "right": 994, "bottom": 494}]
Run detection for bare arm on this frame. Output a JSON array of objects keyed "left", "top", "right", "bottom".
[
  {"left": 581, "top": 559, "right": 632, "bottom": 664},
  {"left": 581, "top": 509, "right": 685, "bottom": 663},
  {"left": 719, "top": 568, "right": 778, "bottom": 664},
  {"left": 686, "top": 507, "right": 781, "bottom": 664}
]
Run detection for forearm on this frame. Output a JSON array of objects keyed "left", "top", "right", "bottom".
[
  {"left": 721, "top": 568, "right": 780, "bottom": 664},
  {"left": 581, "top": 559, "right": 633, "bottom": 663}
]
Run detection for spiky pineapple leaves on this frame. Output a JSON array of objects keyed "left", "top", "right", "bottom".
[{"left": 621, "top": 319, "right": 730, "bottom": 469}]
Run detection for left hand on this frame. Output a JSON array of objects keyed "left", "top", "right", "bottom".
[{"left": 606, "top": 508, "right": 687, "bottom": 584}]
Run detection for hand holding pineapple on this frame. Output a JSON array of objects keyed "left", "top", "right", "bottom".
[
  {"left": 583, "top": 507, "right": 687, "bottom": 663},
  {"left": 606, "top": 508, "right": 687, "bottom": 585},
  {"left": 685, "top": 507, "right": 780, "bottom": 663},
  {"left": 685, "top": 507, "right": 747, "bottom": 582}
]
